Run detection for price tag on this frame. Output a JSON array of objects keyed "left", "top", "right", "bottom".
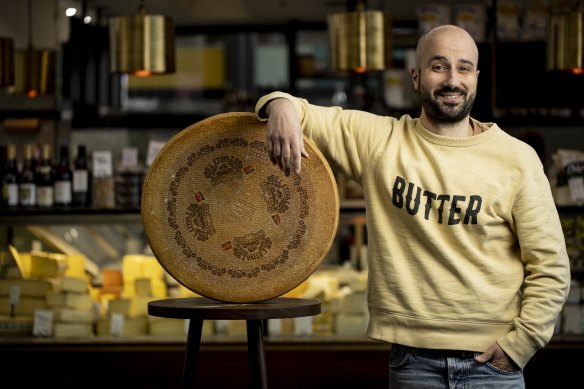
[
  {"left": 215, "top": 319, "right": 229, "bottom": 335},
  {"left": 146, "top": 140, "right": 166, "bottom": 167},
  {"left": 92, "top": 150, "right": 113, "bottom": 178},
  {"left": 268, "top": 319, "right": 283, "bottom": 336},
  {"left": 121, "top": 147, "right": 139, "bottom": 167},
  {"left": 110, "top": 313, "right": 125, "bottom": 337},
  {"left": 294, "top": 316, "right": 313, "bottom": 336},
  {"left": 9, "top": 284, "right": 20, "bottom": 306},
  {"left": 33, "top": 310, "right": 53, "bottom": 337},
  {"left": 568, "top": 177, "right": 584, "bottom": 203}
]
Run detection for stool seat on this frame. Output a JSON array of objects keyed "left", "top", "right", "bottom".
[
  {"left": 148, "top": 297, "right": 321, "bottom": 389},
  {"left": 148, "top": 296, "right": 321, "bottom": 320}
]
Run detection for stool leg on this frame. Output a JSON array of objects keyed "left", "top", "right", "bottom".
[
  {"left": 182, "top": 319, "right": 203, "bottom": 389},
  {"left": 247, "top": 319, "right": 268, "bottom": 389}
]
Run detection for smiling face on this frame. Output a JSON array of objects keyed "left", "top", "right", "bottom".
[{"left": 411, "top": 25, "right": 480, "bottom": 125}]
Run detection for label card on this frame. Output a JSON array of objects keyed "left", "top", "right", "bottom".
[
  {"left": 9, "top": 284, "right": 20, "bottom": 306},
  {"left": 33, "top": 310, "right": 54, "bottom": 337},
  {"left": 146, "top": 140, "right": 166, "bottom": 167},
  {"left": 110, "top": 313, "right": 125, "bottom": 337},
  {"left": 569, "top": 177, "right": 584, "bottom": 203},
  {"left": 121, "top": 147, "right": 139, "bottom": 167},
  {"left": 92, "top": 150, "right": 113, "bottom": 178}
]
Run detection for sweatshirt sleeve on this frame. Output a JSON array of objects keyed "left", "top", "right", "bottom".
[
  {"left": 497, "top": 153, "right": 571, "bottom": 368},
  {"left": 255, "top": 91, "right": 397, "bottom": 182}
]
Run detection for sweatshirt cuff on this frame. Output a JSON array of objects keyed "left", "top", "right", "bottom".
[
  {"left": 497, "top": 329, "right": 540, "bottom": 369},
  {"left": 255, "top": 91, "right": 301, "bottom": 121}
]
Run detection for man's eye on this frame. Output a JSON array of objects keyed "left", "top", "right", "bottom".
[{"left": 433, "top": 65, "right": 446, "bottom": 71}]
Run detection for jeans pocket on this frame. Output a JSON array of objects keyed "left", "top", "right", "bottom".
[
  {"left": 484, "top": 361, "right": 523, "bottom": 375},
  {"left": 389, "top": 345, "right": 410, "bottom": 370}
]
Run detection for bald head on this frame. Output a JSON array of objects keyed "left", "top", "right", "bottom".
[{"left": 415, "top": 25, "right": 479, "bottom": 70}]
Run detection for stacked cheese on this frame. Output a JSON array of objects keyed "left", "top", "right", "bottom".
[
  {"left": 266, "top": 266, "right": 370, "bottom": 337},
  {"left": 96, "top": 297, "right": 148, "bottom": 337},
  {"left": 97, "top": 255, "right": 173, "bottom": 336},
  {"left": 43, "top": 253, "right": 96, "bottom": 338},
  {"left": 1, "top": 249, "right": 96, "bottom": 338},
  {"left": 48, "top": 275, "right": 95, "bottom": 338},
  {"left": 0, "top": 278, "right": 52, "bottom": 335}
]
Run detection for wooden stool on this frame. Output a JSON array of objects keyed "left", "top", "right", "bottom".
[{"left": 148, "top": 297, "right": 321, "bottom": 389}]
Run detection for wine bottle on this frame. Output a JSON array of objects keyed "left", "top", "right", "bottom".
[
  {"left": 54, "top": 145, "right": 72, "bottom": 207},
  {"left": 36, "top": 143, "right": 54, "bottom": 207},
  {"left": 19, "top": 144, "right": 37, "bottom": 207},
  {"left": 2, "top": 144, "right": 19, "bottom": 207},
  {"left": 73, "top": 144, "right": 91, "bottom": 207}
]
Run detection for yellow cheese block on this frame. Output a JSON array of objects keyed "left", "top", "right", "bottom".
[
  {"left": 0, "top": 296, "right": 48, "bottom": 316},
  {"left": 47, "top": 292, "right": 93, "bottom": 311},
  {"left": 142, "top": 256, "right": 165, "bottom": 280},
  {"left": 65, "top": 254, "right": 86, "bottom": 279},
  {"left": 151, "top": 280, "right": 167, "bottom": 299},
  {"left": 12, "top": 250, "right": 31, "bottom": 278},
  {"left": 0, "top": 278, "right": 52, "bottom": 298},
  {"left": 108, "top": 298, "right": 131, "bottom": 316},
  {"left": 54, "top": 322, "right": 94, "bottom": 338},
  {"left": 52, "top": 308, "right": 96, "bottom": 324},
  {"left": 59, "top": 276, "right": 88, "bottom": 294},
  {"left": 227, "top": 320, "right": 247, "bottom": 337},
  {"left": 129, "top": 295, "right": 151, "bottom": 318},
  {"left": 134, "top": 278, "right": 152, "bottom": 297},
  {"left": 96, "top": 316, "right": 148, "bottom": 336},
  {"left": 122, "top": 255, "right": 144, "bottom": 284},
  {"left": 29, "top": 252, "right": 67, "bottom": 278},
  {"left": 148, "top": 317, "right": 186, "bottom": 336}
]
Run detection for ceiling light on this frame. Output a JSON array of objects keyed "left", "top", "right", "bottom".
[
  {"left": 547, "top": 2, "right": 584, "bottom": 74},
  {"left": 327, "top": 2, "right": 391, "bottom": 73},
  {"left": 109, "top": 0, "right": 175, "bottom": 76},
  {"left": 15, "top": 0, "right": 55, "bottom": 97}
]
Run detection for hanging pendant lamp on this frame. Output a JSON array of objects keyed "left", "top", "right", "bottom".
[
  {"left": 327, "top": 2, "right": 391, "bottom": 73},
  {"left": 15, "top": 0, "right": 55, "bottom": 97},
  {"left": 547, "top": 2, "right": 584, "bottom": 74},
  {"left": 109, "top": 0, "right": 175, "bottom": 76},
  {"left": 0, "top": 37, "right": 15, "bottom": 87}
]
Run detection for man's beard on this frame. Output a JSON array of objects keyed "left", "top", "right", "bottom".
[{"left": 419, "top": 85, "right": 476, "bottom": 124}]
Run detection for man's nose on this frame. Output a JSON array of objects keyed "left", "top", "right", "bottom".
[{"left": 443, "top": 69, "right": 462, "bottom": 86}]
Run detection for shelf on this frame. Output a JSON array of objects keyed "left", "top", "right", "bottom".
[{"left": 0, "top": 207, "right": 142, "bottom": 225}]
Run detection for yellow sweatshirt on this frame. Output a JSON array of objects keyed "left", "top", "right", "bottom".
[{"left": 255, "top": 91, "right": 570, "bottom": 369}]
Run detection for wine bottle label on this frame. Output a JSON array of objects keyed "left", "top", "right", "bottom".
[
  {"left": 19, "top": 183, "right": 36, "bottom": 206},
  {"left": 73, "top": 170, "right": 89, "bottom": 192},
  {"left": 37, "top": 186, "right": 54, "bottom": 207},
  {"left": 54, "top": 181, "right": 72, "bottom": 204},
  {"left": 5, "top": 183, "right": 18, "bottom": 206}
]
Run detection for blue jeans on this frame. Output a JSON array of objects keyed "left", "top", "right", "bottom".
[{"left": 389, "top": 344, "right": 525, "bottom": 389}]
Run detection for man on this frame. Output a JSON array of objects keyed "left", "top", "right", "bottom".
[{"left": 255, "top": 25, "right": 570, "bottom": 388}]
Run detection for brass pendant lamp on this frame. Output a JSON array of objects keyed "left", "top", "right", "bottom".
[
  {"left": 0, "top": 37, "right": 15, "bottom": 87},
  {"left": 109, "top": 0, "right": 175, "bottom": 76},
  {"left": 16, "top": 0, "right": 55, "bottom": 97},
  {"left": 547, "top": 1, "right": 584, "bottom": 74},
  {"left": 327, "top": 1, "right": 391, "bottom": 73}
]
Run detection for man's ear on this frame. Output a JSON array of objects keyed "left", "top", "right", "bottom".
[{"left": 411, "top": 68, "right": 419, "bottom": 91}]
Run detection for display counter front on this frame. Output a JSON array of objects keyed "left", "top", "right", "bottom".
[{"left": 1, "top": 335, "right": 583, "bottom": 389}]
